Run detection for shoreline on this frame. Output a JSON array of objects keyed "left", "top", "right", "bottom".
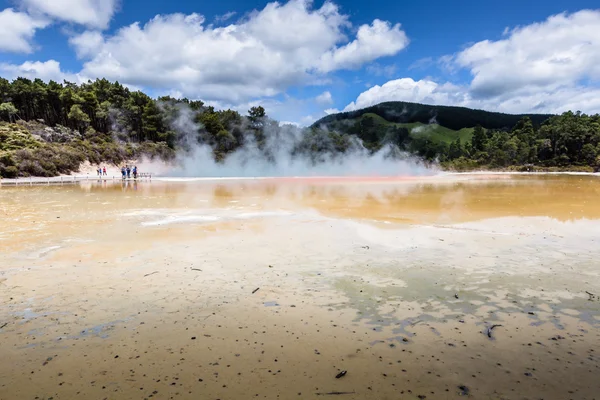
[{"left": 2, "top": 170, "right": 599, "bottom": 186}]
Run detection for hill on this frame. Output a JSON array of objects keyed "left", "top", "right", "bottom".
[
  {"left": 313, "top": 101, "right": 553, "bottom": 132},
  {"left": 311, "top": 102, "right": 599, "bottom": 171}
]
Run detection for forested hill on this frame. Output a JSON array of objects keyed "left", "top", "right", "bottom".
[
  {"left": 313, "top": 101, "right": 553, "bottom": 131},
  {"left": 312, "top": 101, "right": 600, "bottom": 172},
  {"left": 0, "top": 76, "right": 271, "bottom": 177}
]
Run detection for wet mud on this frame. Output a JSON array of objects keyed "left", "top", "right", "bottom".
[{"left": 1, "top": 174, "right": 600, "bottom": 399}]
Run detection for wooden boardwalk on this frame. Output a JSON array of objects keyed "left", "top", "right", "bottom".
[{"left": 0, "top": 173, "right": 153, "bottom": 186}]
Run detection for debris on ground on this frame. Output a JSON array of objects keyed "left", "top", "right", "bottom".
[
  {"left": 335, "top": 370, "right": 347, "bottom": 379},
  {"left": 486, "top": 324, "right": 503, "bottom": 339}
]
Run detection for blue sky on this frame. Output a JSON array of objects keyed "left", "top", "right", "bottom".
[{"left": 1, "top": 0, "right": 599, "bottom": 124}]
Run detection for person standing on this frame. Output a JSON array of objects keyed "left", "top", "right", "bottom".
[
  {"left": 126, "top": 165, "right": 131, "bottom": 179},
  {"left": 133, "top": 166, "right": 138, "bottom": 179},
  {"left": 103, "top": 167, "right": 107, "bottom": 176},
  {"left": 121, "top": 166, "right": 126, "bottom": 179}
]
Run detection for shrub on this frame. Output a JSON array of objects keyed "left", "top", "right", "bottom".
[{"left": 0, "top": 165, "right": 18, "bottom": 178}]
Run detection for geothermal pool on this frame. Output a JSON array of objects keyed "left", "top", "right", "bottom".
[{"left": 1, "top": 174, "right": 600, "bottom": 399}]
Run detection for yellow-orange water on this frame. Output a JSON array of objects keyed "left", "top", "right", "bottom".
[{"left": 1, "top": 174, "right": 600, "bottom": 399}]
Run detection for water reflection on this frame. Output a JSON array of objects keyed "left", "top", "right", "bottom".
[
  {"left": 62, "top": 174, "right": 600, "bottom": 223},
  {"left": 2, "top": 175, "right": 600, "bottom": 226}
]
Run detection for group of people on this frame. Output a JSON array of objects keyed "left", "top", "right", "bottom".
[
  {"left": 121, "top": 165, "right": 138, "bottom": 179},
  {"left": 95, "top": 165, "right": 139, "bottom": 179}
]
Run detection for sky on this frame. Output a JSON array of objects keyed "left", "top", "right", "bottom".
[{"left": 1, "top": 0, "right": 599, "bottom": 125}]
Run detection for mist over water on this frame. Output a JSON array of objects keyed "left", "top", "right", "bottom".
[
  {"left": 168, "top": 142, "right": 437, "bottom": 178},
  {"left": 157, "top": 104, "right": 438, "bottom": 178}
]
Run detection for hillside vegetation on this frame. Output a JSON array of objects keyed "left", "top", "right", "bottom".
[
  {"left": 314, "top": 103, "right": 600, "bottom": 171},
  {"left": 1, "top": 77, "right": 600, "bottom": 177},
  {"left": 314, "top": 101, "right": 552, "bottom": 131}
]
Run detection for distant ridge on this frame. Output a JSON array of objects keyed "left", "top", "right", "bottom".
[{"left": 312, "top": 101, "right": 553, "bottom": 131}]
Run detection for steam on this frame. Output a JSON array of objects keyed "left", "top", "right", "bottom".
[
  {"left": 158, "top": 104, "right": 438, "bottom": 178},
  {"left": 411, "top": 114, "right": 439, "bottom": 136}
]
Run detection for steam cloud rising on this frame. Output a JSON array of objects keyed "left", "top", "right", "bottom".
[{"left": 154, "top": 103, "right": 439, "bottom": 178}]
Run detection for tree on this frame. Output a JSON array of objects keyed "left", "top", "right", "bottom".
[
  {"left": 581, "top": 143, "right": 597, "bottom": 166},
  {"left": 472, "top": 125, "right": 486, "bottom": 151},
  {"left": 68, "top": 104, "right": 90, "bottom": 133},
  {"left": 248, "top": 106, "right": 266, "bottom": 129},
  {"left": 142, "top": 100, "right": 164, "bottom": 142},
  {"left": 0, "top": 102, "right": 19, "bottom": 122},
  {"left": 385, "top": 126, "right": 410, "bottom": 148},
  {"left": 448, "top": 138, "right": 463, "bottom": 159}
]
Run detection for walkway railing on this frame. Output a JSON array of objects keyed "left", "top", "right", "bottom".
[{"left": 0, "top": 174, "right": 153, "bottom": 186}]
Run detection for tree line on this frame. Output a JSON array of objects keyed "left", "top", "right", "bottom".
[
  {"left": 443, "top": 112, "right": 600, "bottom": 171},
  {"left": 0, "top": 77, "right": 266, "bottom": 150},
  {"left": 1, "top": 76, "right": 599, "bottom": 177}
]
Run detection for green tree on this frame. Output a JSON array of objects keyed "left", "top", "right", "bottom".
[
  {"left": 581, "top": 143, "right": 597, "bottom": 166},
  {"left": 248, "top": 106, "right": 266, "bottom": 124},
  {"left": 471, "top": 124, "right": 486, "bottom": 151},
  {"left": 0, "top": 102, "right": 19, "bottom": 122},
  {"left": 142, "top": 100, "right": 164, "bottom": 142},
  {"left": 68, "top": 104, "right": 90, "bottom": 133},
  {"left": 448, "top": 138, "right": 463, "bottom": 159}
]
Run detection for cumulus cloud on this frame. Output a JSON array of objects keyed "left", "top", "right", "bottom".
[
  {"left": 343, "top": 77, "right": 600, "bottom": 115},
  {"left": 344, "top": 78, "right": 464, "bottom": 111},
  {"left": 0, "top": 8, "right": 49, "bottom": 53},
  {"left": 315, "top": 91, "right": 333, "bottom": 105},
  {"left": 65, "top": 0, "right": 407, "bottom": 103},
  {"left": 344, "top": 9, "right": 600, "bottom": 115},
  {"left": 21, "top": 0, "right": 118, "bottom": 29},
  {"left": 68, "top": 30, "right": 104, "bottom": 58},
  {"left": 318, "top": 19, "right": 408, "bottom": 72},
  {"left": 456, "top": 9, "right": 600, "bottom": 99},
  {"left": 0, "top": 60, "right": 81, "bottom": 82}
]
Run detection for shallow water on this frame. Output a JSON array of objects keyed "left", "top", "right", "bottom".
[{"left": 1, "top": 174, "right": 600, "bottom": 399}]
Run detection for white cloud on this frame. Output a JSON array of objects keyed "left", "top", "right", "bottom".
[
  {"left": 318, "top": 19, "right": 408, "bottom": 73},
  {"left": 68, "top": 30, "right": 104, "bottom": 58},
  {"left": 315, "top": 91, "right": 333, "bottom": 105},
  {"left": 456, "top": 9, "right": 600, "bottom": 98},
  {"left": 344, "top": 10, "right": 600, "bottom": 115},
  {"left": 324, "top": 108, "right": 340, "bottom": 115},
  {"left": 279, "top": 120, "right": 301, "bottom": 127},
  {"left": 65, "top": 0, "right": 407, "bottom": 103},
  {"left": 343, "top": 76, "right": 600, "bottom": 115},
  {"left": 0, "top": 60, "right": 80, "bottom": 82},
  {"left": 344, "top": 78, "right": 464, "bottom": 111},
  {"left": 215, "top": 11, "right": 237, "bottom": 23},
  {"left": 21, "top": 0, "right": 118, "bottom": 29},
  {"left": 0, "top": 8, "right": 49, "bottom": 53},
  {"left": 299, "top": 114, "right": 319, "bottom": 126}
]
